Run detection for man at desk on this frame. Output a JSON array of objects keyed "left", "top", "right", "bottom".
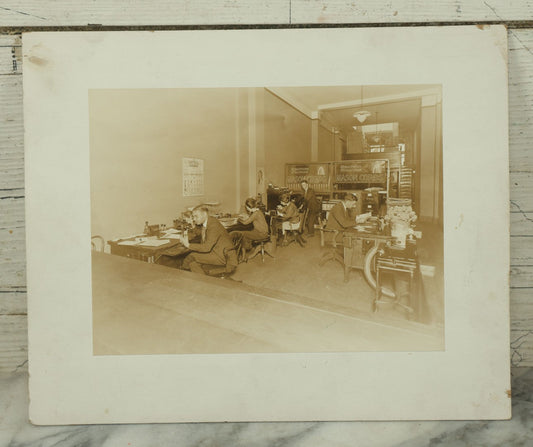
[
  {"left": 326, "top": 193, "right": 370, "bottom": 237},
  {"left": 177, "top": 205, "right": 238, "bottom": 275}
]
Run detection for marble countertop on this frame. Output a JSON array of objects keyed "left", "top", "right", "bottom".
[{"left": 1, "top": 368, "right": 532, "bottom": 446}]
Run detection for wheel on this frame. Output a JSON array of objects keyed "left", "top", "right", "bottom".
[{"left": 363, "top": 244, "right": 396, "bottom": 298}]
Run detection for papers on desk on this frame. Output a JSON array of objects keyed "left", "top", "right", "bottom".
[
  {"left": 219, "top": 218, "right": 238, "bottom": 228},
  {"left": 355, "top": 213, "right": 372, "bottom": 224},
  {"left": 162, "top": 228, "right": 180, "bottom": 234},
  {"left": 138, "top": 239, "right": 170, "bottom": 247},
  {"left": 112, "top": 233, "right": 147, "bottom": 242},
  {"left": 117, "top": 240, "right": 141, "bottom": 246},
  {"left": 161, "top": 229, "right": 182, "bottom": 239}
]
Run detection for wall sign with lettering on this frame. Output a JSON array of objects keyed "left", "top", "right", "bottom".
[
  {"left": 285, "top": 163, "right": 330, "bottom": 192},
  {"left": 334, "top": 160, "right": 388, "bottom": 185}
]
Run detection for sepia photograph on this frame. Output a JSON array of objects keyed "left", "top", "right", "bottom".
[{"left": 89, "top": 85, "right": 444, "bottom": 355}]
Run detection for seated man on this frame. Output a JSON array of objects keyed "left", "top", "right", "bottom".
[
  {"left": 177, "top": 205, "right": 238, "bottom": 275},
  {"left": 325, "top": 192, "right": 369, "bottom": 241},
  {"left": 326, "top": 192, "right": 358, "bottom": 232}
]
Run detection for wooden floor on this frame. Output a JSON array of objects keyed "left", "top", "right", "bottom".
[
  {"left": 232, "top": 222, "right": 444, "bottom": 327},
  {"left": 92, "top": 227, "right": 444, "bottom": 355}
]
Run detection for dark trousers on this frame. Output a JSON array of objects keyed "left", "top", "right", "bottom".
[
  {"left": 306, "top": 209, "right": 318, "bottom": 235},
  {"left": 182, "top": 250, "right": 238, "bottom": 275},
  {"left": 231, "top": 229, "right": 268, "bottom": 251}
]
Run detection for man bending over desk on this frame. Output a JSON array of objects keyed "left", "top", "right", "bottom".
[
  {"left": 326, "top": 193, "right": 371, "bottom": 241},
  {"left": 177, "top": 205, "right": 238, "bottom": 275}
]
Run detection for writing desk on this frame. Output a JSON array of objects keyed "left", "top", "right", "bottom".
[
  {"left": 342, "top": 228, "right": 393, "bottom": 282},
  {"left": 108, "top": 216, "right": 251, "bottom": 264},
  {"left": 375, "top": 244, "right": 420, "bottom": 319},
  {"left": 108, "top": 237, "right": 188, "bottom": 264}
]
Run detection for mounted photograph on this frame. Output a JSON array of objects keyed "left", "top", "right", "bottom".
[{"left": 24, "top": 27, "right": 510, "bottom": 423}]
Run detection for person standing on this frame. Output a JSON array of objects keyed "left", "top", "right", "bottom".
[{"left": 300, "top": 180, "right": 320, "bottom": 237}]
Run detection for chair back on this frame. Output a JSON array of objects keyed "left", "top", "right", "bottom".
[{"left": 91, "top": 235, "right": 105, "bottom": 252}]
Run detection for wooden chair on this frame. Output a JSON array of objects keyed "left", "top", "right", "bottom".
[
  {"left": 91, "top": 235, "right": 105, "bottom": 253},
  {"left": 281, "top": 209, "right": 308, "bottom": 247}
]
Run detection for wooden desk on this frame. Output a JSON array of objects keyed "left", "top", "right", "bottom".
[
  {"left": 375, "top": 245, "right": 420, "bottom": 319},
  {"left": 108, "top": 217, "right": 253, "bottom": 264},
  {"left": 108, "top": 237, "right": 187, "bottom": 264},
  {"left": 342, "top": 229, "right": 393, "bottom": 283}
]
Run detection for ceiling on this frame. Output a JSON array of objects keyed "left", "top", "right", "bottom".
[{"left": 268, "top": 84, "right": 441, "bottom": 136}]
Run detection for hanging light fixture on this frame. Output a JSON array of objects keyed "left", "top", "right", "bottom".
[{"left": 353, "top": 85, "right": 372, "bottom": 123}]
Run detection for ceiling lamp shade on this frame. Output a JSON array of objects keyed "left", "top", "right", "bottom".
[{"left": 353, "top": 110, "right": 372, "bottom": 123}]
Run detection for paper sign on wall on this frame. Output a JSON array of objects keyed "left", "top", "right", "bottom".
[{"left": 183, "top": 157, "right": 204, "bottom": 197}]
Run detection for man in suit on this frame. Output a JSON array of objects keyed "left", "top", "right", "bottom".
[
  {"left": 300, "top": 180, "right": 321, "bottom": 236},
  {"left": 178, "top": 205, "right": 238, "bottom": 275},
  {"left": 326, "top": 192, "right": 360, "bottom": 239}
]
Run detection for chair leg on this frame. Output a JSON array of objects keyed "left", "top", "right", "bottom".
[
  {"left": 263, "top": 242, "right": 275, "bottom": 259},
  {"left": 319, "top": 251, "right": 334, "bottom": 266},
  {"left": 334, "top": 253, "right": 344, "bottom": 264}
]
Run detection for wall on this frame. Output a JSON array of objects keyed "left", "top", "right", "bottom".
[
  {"left": 89, "top": 88, "right": 240, "bottom": 241},
  {"left": 418, "top": 96, "right": 442, "bottom": 221},
  {"left": 346, "top": 131, "right": 365, "bottom": 155},
  {"left": 262, "top": 90, "right": 312, "bottom": 186},
  {"left": 317, "top": 124, "right": 334, "bottom": 162}
]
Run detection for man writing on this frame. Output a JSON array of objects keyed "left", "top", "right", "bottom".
[
  {"left": 299, "top": 180, "right": 320, "bottom": 237},
  {"left": 326, "top": 193, "right": 370, "bottom": 240},
  {"left": 177, "top": 205, "right": 238, "bottom": 275}
]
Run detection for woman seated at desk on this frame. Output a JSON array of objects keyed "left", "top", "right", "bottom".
[
  {"left": 230, "top": 197, "right": 269, "bottom": 261},
  {"left": 272, "top": 193, "right": 303, "bottom": 246}
]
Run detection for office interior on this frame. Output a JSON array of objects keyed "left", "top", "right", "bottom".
[{"left": 89, "top": 85, "right": 444, "bottom": 355}]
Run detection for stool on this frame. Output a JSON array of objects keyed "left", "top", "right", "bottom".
[
  {"left": 318, "top": 229, "right": 343, "bottom": 267},
  {"left": 249, "top": 236, "right": 275, "bottom": 263},
  {"left": 374, "top": 249, "right": 418, "bottom": 317}
]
